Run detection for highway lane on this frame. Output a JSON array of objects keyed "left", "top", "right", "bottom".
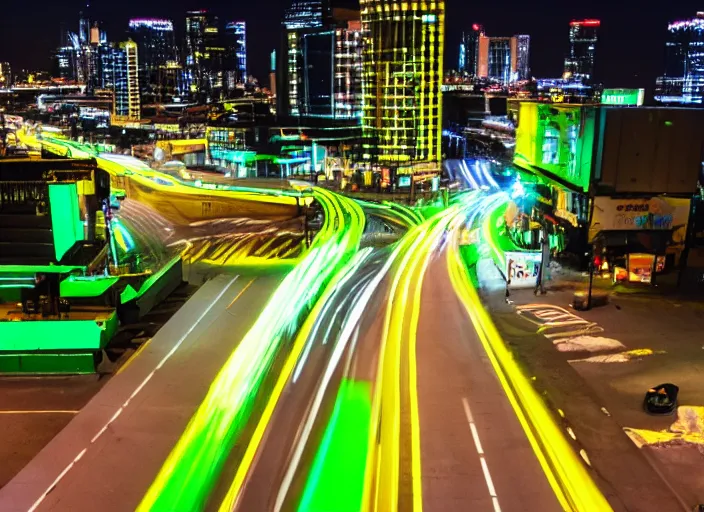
[
  {"left": 215, "top": 248, "right": 392, "bottom": 512},
  {"left": 415, "top": 251, "right": 562, "bottom": 511},
  {"left": 137, "top": 188, "right": 365, "bottom": 511},
  {"left": 0, "top": 274, "right": 281, "bottom": 512},
  {"left": 365, "top": 193, "right": 600, "bottom": 512}
]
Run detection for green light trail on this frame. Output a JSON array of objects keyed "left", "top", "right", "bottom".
[{"left": 298, "top": 379, "right": 372, "bottom": 512}]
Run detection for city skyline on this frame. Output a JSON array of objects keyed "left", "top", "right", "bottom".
[{"left": 1, "top": 1, "right": 704, "bottom": 92}]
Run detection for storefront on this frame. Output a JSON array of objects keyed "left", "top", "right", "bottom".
[{"left": 589, "top": 196, "right": 691, "bottom": 283}]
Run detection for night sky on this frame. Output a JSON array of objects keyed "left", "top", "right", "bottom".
[{"left": 1, "top": 1, "right": 703, "bottom": 90}]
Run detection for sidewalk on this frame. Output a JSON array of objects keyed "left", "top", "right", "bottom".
[{"left": 477, "top": 258, "right": 698, "bottom": 511}]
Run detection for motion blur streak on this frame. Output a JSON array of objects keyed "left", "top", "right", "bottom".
[
  {"left": 279, "top": 247, "right": 400, "bottom": 511},
  {"left": 446, "top": 213, "right": 613, "bottom": 512},
  {"left": 364, "top": 194, "right": 480, "bottom": 512},
  {"left": 138, "top": 189, "right": 364, "bottom": 511},
  {"left": 216, "top": 247, "right": 373, "bottom": 512}
]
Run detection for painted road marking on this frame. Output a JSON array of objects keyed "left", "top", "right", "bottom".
[
  {"left": 0, "top": 410, "right": 79, "bottom": 414},
  {"left": 462, "top": 397, "right": 502, "bottom": 512},
  {"left": 28, "top": 276, "right": 240, "bottom": 512}
]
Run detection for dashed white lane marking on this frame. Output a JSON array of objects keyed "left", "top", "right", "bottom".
[
  {"left": 27, "top": 276, "right": 239, "bottom": 512},
  {"left": 462, "top": 397, "right": 502, "bottom": 512}
]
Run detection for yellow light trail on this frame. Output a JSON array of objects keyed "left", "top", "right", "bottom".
[
  {"left": 363, "top": 196, "right": 478, "bottom": 512},
  {"left": 446, "top": 217, "right": 613, "bottom": 512}
]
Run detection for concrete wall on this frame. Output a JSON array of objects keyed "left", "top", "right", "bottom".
[{"left": 597, "top": 107, "right": 704, "bottom": 195}]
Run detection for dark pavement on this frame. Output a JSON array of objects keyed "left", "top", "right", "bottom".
[
  {"left": 0, "top": 274, "right": 281, "bottom": 512},
  {"left": 414, "top": 252, "right": 562, "bottom": 512}
]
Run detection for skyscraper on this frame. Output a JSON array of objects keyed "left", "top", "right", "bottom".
[
  {"left": 460, "top": 28, "right": 528, "bottom": 83},
  {"left": 114, "top": 40, "right": 141, "bottom": 120},
  {"left": 361, "top": 0, "right": 444, "bottom": 168},
  {"left": 284, "top": 0, "right": 331, "bottom": 30},
  {"left": 282, "top": 9, "right": 364, "bottom": 119},
  {"left": 563, "top": 19, "right": 599, "bottom": 81},
  {"left": 185, "top": 10, "right": 224, "bottom": 100},
  {"left": 516, "top": 35, "right": 530, "bottom": 80},
  {"left": 128, "top": 19, "right": 178, "bottom": 101},
  {"left": 0, "top": 63, "right": 11, "bottom": 87},
  {"left": 459, "top": 24, "right": 484, "bottom": 75},
  {"left": 224, "top": 21, "right": 247, "bottom": 89},
  {"left": 656, "top": 13, "right": 704, "bottom": 104}
]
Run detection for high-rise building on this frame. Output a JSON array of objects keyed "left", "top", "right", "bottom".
[
  {"left": 459, "top": 24, "right": 484, "bottom": 75},
  {"left": 656, "top": 13, "right": 704, "bottom": 104},
  {"left": 224, "top": 21, "right": 247, "bottom": 90},
  {"left": 282, "top": 9, "right": 364, "bottom": 119},
  {"left": 269, "top": 50, "right": 277, "bottom": 98},
  {"left": 0, "top": 62, "right": 12, "bottom": 87},
  {"left": 476, "top": 34, "right": 529, "bottom": 83},
  {"left": 284, "top": 0, "right": 331, "bottom": 30},
  {"left": 185, "top": 10, "right": 225, "bottom": 100},
  {"left": 361, "top": 0, "right": 444, "bottom": 168},
  {"left": 564, "top": 19, "right": 599, "bottom": 81},
  {"left": 128, "top": 19, "right": 178, "bottom": 101},
  {"left": 516, "top": 34, "right": 530, "bottom": 80},
  {"left": 114, "top": 40, "right": 141, "bottom": 120},
  {"left": 460, "top": 27, "right": 529, "bottom": 83}
]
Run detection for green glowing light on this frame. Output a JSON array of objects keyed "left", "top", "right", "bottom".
[
  {"left": 60, "top": 276, "right": 119, "bottom": 298},
  {"left": 0, "top": 310, "right": 117, "bottom": 351},
  {"left": 48, "top": 183, "right": 83, "bottom": 262},
  {"left": 298, "top": 379, "right": 372, "bottom": 512}
]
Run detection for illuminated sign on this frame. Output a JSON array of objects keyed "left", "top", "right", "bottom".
[
  {"left": 422, "top": 14, "right": 437, "bottom": 23},
  {"left": 505, "top": 251, "right": 542, "bottom": 289},
  {"left": 398, "top": 176, "right": 411, "bottom": 187},
  {"left": 589, "top": 196, "right": 691, "bottom": 244},
  {"left": 601, "top": 88, "right": 644, "bottom": 106}
]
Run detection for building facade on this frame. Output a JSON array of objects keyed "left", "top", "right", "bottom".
[
  {"left": 655, "top": 13, "right": 704, "bottom": 104},
  {"left": 284, "top": 0, "right": 330, "bottom": 30},
  {"left": 185, "top": 10, "right": 225, "bottom": 100},
  {"left": 284, "top": 13, "right": 363, "bottom": 119},
  {"left": 563, "top": 19, "right": 599, "bottom": 81},
  {"left": 128, "top": 19, "right": 178, "bottom": 102},
  {"left": 114, "top": 40, "right": 141, "bottom": 120},
  {"left": 224, "top": 21, "right": 247, "bottom": 90},
  {"left": 0, "top": 62, "right": 12, "bottom": 88},
  {"left": 361, "top": 0, "right": 445, "bottom": 168},
  {"left": 464, "top": 31, "right": 529, "bottom": 83},
  {"left": 459, "top": 24, "right": 484, "bottom": 75}
]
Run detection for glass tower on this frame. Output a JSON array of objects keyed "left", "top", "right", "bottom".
[
  {"left": 361, "top": 0, "right": 445, "bottom": 167},
  {"left": 284, "top": 0, "right": 330, "bottom": 30},
  {"left": 224, "top": 21, "right": 247, "bottom": 87},
  {"left": 563, "top": 19, "right": 600, "bottom": 81},
  {"left": 459, "top": 24, "right": 483, "bottom": 75},
  {"left": 656, "top": 13, "right": 704, "bottom": 104},
  {"left": 185, "top": 10, "right": 225, "bottom": 100},
  {"left": 128, "top": 19, "right": 177, "bottom": 101}
]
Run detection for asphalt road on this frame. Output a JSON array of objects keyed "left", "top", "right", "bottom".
[
  {"left": 0, "top": 274, "right": 281, "bottom": 512},
  {"left": 219, "top": 249, "right": 391, "bottom": 512},
  {"left": 413, "top": 251, "right": 562, "bottom": 512}
]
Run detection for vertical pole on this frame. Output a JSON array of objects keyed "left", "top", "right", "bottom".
[{"left": 587, "top": 251, "right": 594, "bottom": 310}]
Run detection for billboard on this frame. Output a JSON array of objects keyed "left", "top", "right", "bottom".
[
  {"left": 589, "top": 196, "right": 691, "bottom": 250},
  {"left": 513, "top": 102, "right": 596, "bottom": 192},
  {"left": 601, "top": 88, "right": 644, "bottom": 106},
  {"left": 505, "top": 251, "right": 542, "bottom": 289}
]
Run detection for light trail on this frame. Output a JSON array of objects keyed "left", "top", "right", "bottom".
[
  {"left": 363, "top": 193, "right": 483, "bottom": 512},
  {"left": 137, "top": 188, "right": 364, "bottom": 511},
  {"left": 447, "top": 204, "right": 613, "bottom": 512}
]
